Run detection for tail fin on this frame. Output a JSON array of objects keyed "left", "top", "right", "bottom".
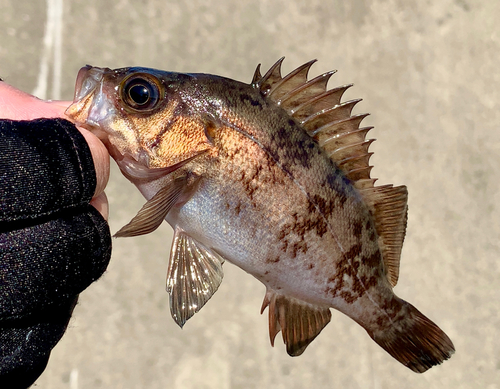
[{"left": 370, "top": 302, "right": 455, "bottom": 373}]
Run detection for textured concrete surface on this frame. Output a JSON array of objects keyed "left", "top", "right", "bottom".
[{"left": 1, "top": 0, "right": 499, "bottom": 388}]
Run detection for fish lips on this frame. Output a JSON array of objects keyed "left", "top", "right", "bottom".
[
  {"left": 74, "top": 65, "right": 101, "bottom": 101},
  {"left": 66, "top": 65, "right": 116, "bottom": 128}
]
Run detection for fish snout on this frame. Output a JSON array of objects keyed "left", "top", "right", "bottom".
[
  {"left": 66, "top": 66, "right": 116, "bottom": 128},
  {"left": 74, "top": 65, "right": 104, "bottom": 101}
]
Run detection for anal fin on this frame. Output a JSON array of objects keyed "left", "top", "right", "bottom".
[
  {"left": 261, "top": 290, "right": 331, "bottom": 356},
  {"left": 167, "top": 227, "right": 225, "bottom": 327}
]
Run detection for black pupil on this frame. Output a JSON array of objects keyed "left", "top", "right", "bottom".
[{"left": 129, "top": 84, "right": 150, "bottom": 105}]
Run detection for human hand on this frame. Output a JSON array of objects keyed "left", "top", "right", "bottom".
[
  {"left": 0, "top": 81, "right": 110, "bottom": 218},
  {"left": 0, "top": 81, "right": 112, "bottom": 388}
]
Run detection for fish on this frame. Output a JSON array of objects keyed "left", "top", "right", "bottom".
[{"left": 66, "top": 58, "right": 455, "bottom": 372}]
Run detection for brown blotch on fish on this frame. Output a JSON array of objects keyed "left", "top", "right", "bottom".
[
  {"left": 352, "top": 219, "right": 363, "bottom": 238},
  {"left": 311, "top": 194, "right": 335, "bottom": 217},
  {"left": 291, "top": 240, "right": 309, "bottom": 258},
  {"left": 265, "top": 256, "right": 280, "bottom": 264},
  {"left": 239, "top": 93, "right": 264, "bottom": 109},
  {"left": 363, "top": 250, "right": 383, "bottom": 269},
  {"left": 359, "top": 273, "right": 380, "bottom": 292},
  {"left": 324, "top": 243, "right": 366, "bottom": 300},
  {"left": 234, "top": 202, "right": 242, "bottom": 216},
  {"left": 340, "top": 290, "right": 359, "bottom": 304}
]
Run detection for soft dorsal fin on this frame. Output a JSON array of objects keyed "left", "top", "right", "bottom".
[
  {"left": 358, "top": 185, "right": 408, "bottom": 286},
  {"left": 252, "top": 58, "right": 408, "bottom": 286}
]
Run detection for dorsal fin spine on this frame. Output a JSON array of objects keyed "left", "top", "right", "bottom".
[
  {"left": 346, "top": 166, "right": 373, "bottom": 181},
  {"left": 312, "top": 113, "right": 370, "bottom": 137},
  {"left": 280, "top": 70, "right": 336, "bottom": 103},
  {"left": 278, "top": 71, "right": 337, "bottom": 114},
  {"left": 292, "top": 84, "right": 353, "bottom": 116},
  {"left": 330, "top": 139, "right": 374, "bottom": 156},
  {"left": 354, "top": 178, "right": 378, "bottom": 190},
  {"left": 301, "top": 99, "right": 362, "bottom": 124},
  {"left": 268, "top": 59, "right": 317, "bottom": 102},
  {"left": 257, "top": 57, "right": 284, "bottom": 95},
  {"left": 251, "top": 64, "right": 263, "bottom": 86},
  {"left": 301, "top": 99, "right": 362, "bottom": 130},
  {"left": 337, "top": 152, "right": 373, "bottom": 168},
  {"left": 320, "top": 129, "right": 374, "bottom": 156}
]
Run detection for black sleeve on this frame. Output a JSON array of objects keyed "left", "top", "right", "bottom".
[{"left": 0, "top": 118, "right": 112, "bottom": 388}]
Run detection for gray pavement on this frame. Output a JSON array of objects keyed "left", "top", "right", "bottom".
[{"left": 1, "top": 0, "right": 499, "bottom": 388}]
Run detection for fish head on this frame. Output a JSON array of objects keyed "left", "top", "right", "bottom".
[{"left": 66, "top": 66, "right": 214, "bottom": 179}]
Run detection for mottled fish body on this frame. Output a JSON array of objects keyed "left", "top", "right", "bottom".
[{"left": 67, "top": 59, "right": 454, "bottom": 372}]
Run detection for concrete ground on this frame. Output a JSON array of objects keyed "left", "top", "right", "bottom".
[{"left": 1, "top": 0, "right": 499, "bottom": 388}]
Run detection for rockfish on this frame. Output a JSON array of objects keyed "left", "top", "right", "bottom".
[{"left": 67, "top": 59, "right": 454, "bottom": 372}]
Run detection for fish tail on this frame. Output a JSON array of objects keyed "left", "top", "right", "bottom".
[{"left": 369, "top": 301, "right": 455, "bottom": 373}]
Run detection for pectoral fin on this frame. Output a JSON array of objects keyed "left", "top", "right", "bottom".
[
  {"left": 115, "top": 175, "right": 188, "bottom": 238},
  {"left": 261, "top": 290, "right": 331, "bottom": 356},
  {"left": 167, "top": 228, "right": 225, "bottom": 327}
]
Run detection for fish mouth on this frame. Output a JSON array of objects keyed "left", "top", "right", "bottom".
[
  {"left": 65, "top": 65, "right": 115, "bottom": 128},
  {"left": 75, "top": 65, "right": 100, "bottom": 101}
]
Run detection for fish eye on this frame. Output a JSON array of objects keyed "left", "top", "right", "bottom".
[{"left": 121, "top": 75, "right": 161, "bottom": 111}]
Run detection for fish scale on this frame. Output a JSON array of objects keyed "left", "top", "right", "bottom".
[{"left": 66, "top": 59, "right": 454, "bottom": 372}]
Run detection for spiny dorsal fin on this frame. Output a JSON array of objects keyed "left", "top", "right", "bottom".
[
  {"left": 254, "top": 57, "right": 285, "bottom": 95},
  {"left": 261, "top": 289, "right": 331, "bottom": 356},
  {"left": 253, "top": 58, "right": 371, "bottom": 183},
  {"left": 268, "top": 59, "right": 317, "bottom": 101},
  {"left": 253, "top": 58, "right": 408, "bottom": 287}
]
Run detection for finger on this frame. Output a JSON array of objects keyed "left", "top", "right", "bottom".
[
  {"left": 0, "top": 83, "right": 68, "bottom": 119},
  {"left": 76, "top": 127, "right": 110, "bottom": 197},
  {"left": 46, "top": 100, "right": 73, "bottom": 110},
  {"left": 0, "top": 83, "right": 110, "bottom": 199},
  {"left": 90, "top": 192, "right": 109, "bottom": 220}
]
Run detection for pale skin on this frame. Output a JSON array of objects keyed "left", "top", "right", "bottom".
[{"left": 0, "top": 81, "right": 110, "bottom": 219}]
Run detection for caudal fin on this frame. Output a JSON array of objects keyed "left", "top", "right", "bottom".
[{"left": 370, "top": 302, "right": 455, "bottom": 373}]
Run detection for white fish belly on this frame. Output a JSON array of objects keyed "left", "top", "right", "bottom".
[{"left": 167, "top": 180, "right": 369, "bottom": 309}]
